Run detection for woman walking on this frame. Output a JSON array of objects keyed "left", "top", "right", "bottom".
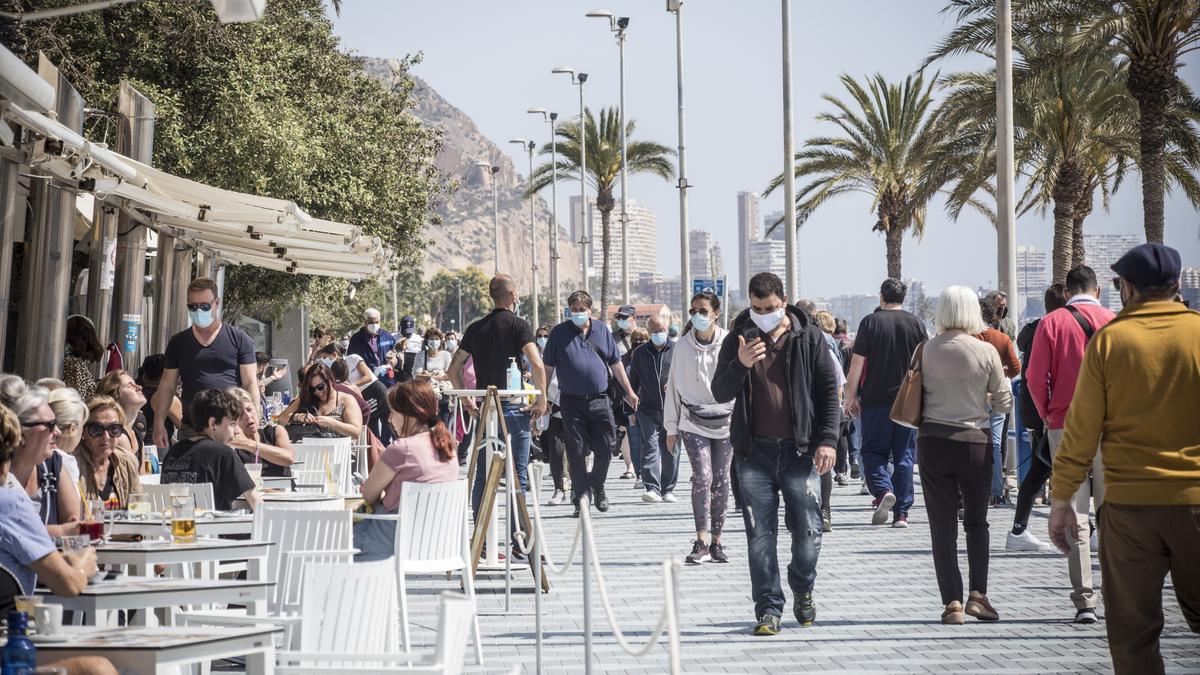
[
  {"left": 664, "top": 291, "right": 735, "bottom": 564},
  {"left": 919, "top": 286, "right": 1013, "bottom": 624}
]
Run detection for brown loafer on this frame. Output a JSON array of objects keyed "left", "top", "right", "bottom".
[
  {"left": 965, "top": 591, "right": 1000, "bottom": 621},
  {"left": 941, "top": 601, "right": 964, "bottom": 625}
]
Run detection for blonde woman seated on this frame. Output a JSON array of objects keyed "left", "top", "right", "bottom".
[
  {"left": 227, "top": 387, "right": 295, "bottom": 478},
  {"left": 75, "top": 397, "right": 143, "bottom": 509}
]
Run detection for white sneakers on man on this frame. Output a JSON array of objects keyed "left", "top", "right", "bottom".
[
  {"left": 663, "top": 493, "right": 678, "bottom": 503},
  {"left": 1006, "top": 530, "right": 1052, "bottom": 552},
  {"left": 548, "top": 490, "right": 566, "bottom": 506},
  {"left": 642, "top": 491, "right": 662, "bottom": 503}
]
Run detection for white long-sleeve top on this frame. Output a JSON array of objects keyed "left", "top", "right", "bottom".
[{"left": 663, "top": 326, "right": 733, "bottom": 439}]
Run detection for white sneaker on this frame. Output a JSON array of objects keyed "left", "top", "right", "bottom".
[
  {"left": 859, "top": 479, "right": 871, "bottom": 496},
  {"left": 662, "top": 493, "right": 678, "bottom": 503},
  {"left": 1090, "top": 529, "right": 1099, "bottom": 553},
  {"left": 642, "top": 491, "right": 662, "bottom": 503},
  {"left": 548, "top": 490, "right": 566, "bottom": 506},
  {"left": 634, "top": 480, "right": 644, "bottom": 489},
  {"left": 1006, "top": 530, "right": 1051, "bottom": 552}
]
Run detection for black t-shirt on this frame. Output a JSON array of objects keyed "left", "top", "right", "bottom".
[
  {"left": 161, "top": 437, "right": 255, "bottom": 511},
  {"left": 235, "top": 425, "right": 292, "bottom": 478},
  {"left": 164, "top": 324, "right": 257, "bottom": 424},
  {"left": 852, "top": 309, "right": 927, "bottom": 409},
  {"left": 460, "top": 308, "right": 535, "bottom": 390}
]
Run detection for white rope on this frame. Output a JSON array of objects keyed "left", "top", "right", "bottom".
[{"left": 525, "top": 465, "right": 583, "bottom": 576}]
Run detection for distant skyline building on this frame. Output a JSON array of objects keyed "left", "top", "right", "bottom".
[
  {"left": 737, "top": 192, "right": 760, "bottom": 298},
  {"left": 1017, "top": 245, "right": 1047, "bottom": 296},
  {"left": 570, "top": 195, "right": 658, "bottom": 286},
  {"left": 822, "top": 293, "right": 878, "bottom": 331},
  {"left": 748, "top": 239, "right": 788, "bottom": 281},
  {"left": 1084, "top": 233, "right": 1140, "bottom": 312},
  {"left": 688, "top": 229, "right": 725, "bottom": 281}
]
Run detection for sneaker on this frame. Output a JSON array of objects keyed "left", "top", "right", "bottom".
[
  {"left": 753, "top": 614, "right": 781, "bottom": 636},
  {"left": 850, "top": 462, "right": 860, "bottom": 479},
  {"left": 1006, "top": 530, "right": 1051, "bottom": 552},
  {"left": 685, "top": 540, "right": 710, "bottom": 564},
  {"left": 1090, "top": 529, "right": 1099, "bottom": 552},
  {"left": 641, "top": 491, "right": 662, "bottom": 503},
  {"left": 662, "top": 492, "right": 677, "bottom": 503},
  {"left": 548, "top": 489, "right": 566, "bottom": 506},
  {"left": 834, "top": 473, "right": 849, "bottom": 487},
  {"left": 572, "top": 500, "right": 581, "bottom": 518},
  {"left": 709, "top": 540, "right": 729, "bottom": 563},
  {"left": 634, "top": 480, "right": 644, "bottom": 489},
  {"left": 794, "top": 591, "right": 817, "bottom": 626},
  {"left": 891, "top": 514, "right": 909, "bottom": 528},
  {"left": 859, "top": 480, "right": 871, "bottom": 496},
  {"left": 872, "top": 492, "right": 897, "bottom": 525},
  {"left": 620, "top": 471, "right": 634, "bottom": 479},
  {"left": 821, "top": 516, "right": 832, "bottom": 533},
  {"left": 964, "top": 591, "right": 999, "bottom": 622},
  {"left": 1074, "top": 608, "right": 1097, "bottom": 624},
  {"left": 942, "top": 601, "right": 965, "bottom": 625},
  {"left": 510, "top": 544, "right": 528, "bottom": 562},
  {"left": 594, "top": 488, "right": 609, "bottom": 512}
]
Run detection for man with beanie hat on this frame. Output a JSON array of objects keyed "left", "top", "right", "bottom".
[{"left": 1048, "top": 242, "right": 1200, "bottom": 675}]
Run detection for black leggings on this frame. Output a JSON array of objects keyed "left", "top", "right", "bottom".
[
  {"left": 544, "top": 416, "right": 568, "bottom": 492},
  {"left": 1012, "top": 428, "right": 1052, "bottom": 533},
  {"left": 918, "top": 434, "right": 992, "bottom": 605}
]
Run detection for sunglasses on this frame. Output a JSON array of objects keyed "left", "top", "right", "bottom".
[
  {"left": 22, "top": 420, "right": 59, "bottom": 433},
  {"left": 309, "top": 382, "right": 328, "bottom": 394},
  {"left": 1112, "top": 277, "right": 1123, "bottom": 291},
  {"left": 84, "top": 422, "right": 124, "bottom": 439},
  {"left": 186, "top": 302, "right": 214, "bottom": 312},
  {"left": 687, "top": 308, "right": 712, "bottom": 316}
]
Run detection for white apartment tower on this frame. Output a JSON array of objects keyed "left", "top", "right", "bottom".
[
  {"left": 570, "top": 195, "right": 658, "bottom": 286},
  {"left": 737, "top": 192, "right": 760, "bottom": 297},
  {"left": 1084, "top": 233, "right": 1141, "bottom": 311}
]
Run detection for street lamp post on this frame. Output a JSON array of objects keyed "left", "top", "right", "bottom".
[
  {"left": 475, "top": 161, "right": 501, "bottom": 273},
  {"left": 666, "top": 0, "right": 690, "bottom": 318},
  {"left": 996, "top": 0, "right": 1018, "bottom": 314},
  {"left": 586, "top": 10, "right": 631, "bottom": 304},
  {"left": 527, "top": 108, "right": 562, "bottom": 321},
  {"left": 509, "top": 138, "right": 539, "bottom": 330},
  {"left": 552, "top": 67, "right": 589, "bottom": 296},
  {"left": 781, "top": 0, "right": 798, "bottom": 299}
]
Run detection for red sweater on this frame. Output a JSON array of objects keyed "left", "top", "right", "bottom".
[{"left": 1026, "top": 300, "right": 1116, "bottom": 429}]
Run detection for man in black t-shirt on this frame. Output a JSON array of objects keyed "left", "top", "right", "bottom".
[
  {"left": 844, "top": 279, "right": 928, "bottom": 528},
  {"left": 153, "top": 277, "right": 259, "bottom": 448},
  {"left": 161, "top": 389, "right": 260, "bottom": 511}
]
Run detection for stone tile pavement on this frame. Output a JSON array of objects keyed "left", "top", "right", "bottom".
[{"left": 399, "top": 459, "right": 1199, "bottom": 674}]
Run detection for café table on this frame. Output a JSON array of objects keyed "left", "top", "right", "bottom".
[
  {"left": 29, "top": 625, "right": 280, "bottom": 675},
  {"left": 37, "top": 577, "right": 272, "bottom": 628},
  {"left": 110, "top": 512, "right": 254, "bottom": 539}
]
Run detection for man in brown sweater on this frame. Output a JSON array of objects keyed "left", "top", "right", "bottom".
[{"left": 1048, "top": 243, "right": 1200, "bottom": 675}]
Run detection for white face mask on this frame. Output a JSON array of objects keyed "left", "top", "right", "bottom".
[
  {"left": 366, "top": 322, "right": 380, "bottom": 335},
  {"left": 750, "top": 307, "right": 786, "bottom": 334},
  {"left": 428, "top": 340, "right": 441, "bottom": 351}
]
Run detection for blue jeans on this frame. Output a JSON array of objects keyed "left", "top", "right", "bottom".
[
  {"left": 636, "top": 411, "right": 677, "bottom": 496},
  {"left": 353, "top": 508, "right": 398, "bottom": 562},
  {"left": 626, "top": 417, "right": 644, "bottom": 476},
  {"left": 988, "top": 409, "right": 1005, "bottom": 498},
  {"left": 738, "top": 438, "right": 823, "bottom": 619},
  {"left": 471, "top": 403, "right": 531, "bottom": 542},
  {"left": 859, "top": 406, "right": 916, "bottom": 516}
]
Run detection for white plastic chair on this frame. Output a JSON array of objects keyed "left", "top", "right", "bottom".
[
  {"left": 137, "top": 474, "right": 160, "bottom": 486},
  {"left": 295, "top": 437, "right": 353, "bottom": 493},
  {"left": 292, "top": 467, "right": 339, "bottom": 494},
  {"left": 277, "top": 589, "right": 473, "bottom": 675},
  {"left": 142, "top": 482, "right": 215, "bottom": 511},
  {"left": 393, "top": 480, "right": 481, "bottom": 665}
]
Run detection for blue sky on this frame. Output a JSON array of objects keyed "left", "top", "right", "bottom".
[{"left": 329, "top": 1, "right": 1199, "bottom": 298}]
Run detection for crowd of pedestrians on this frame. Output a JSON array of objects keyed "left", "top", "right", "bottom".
[{"left": 0, "top": 242, "right": 1195, "bottom": 675}]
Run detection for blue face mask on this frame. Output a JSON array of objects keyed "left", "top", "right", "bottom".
[
  {"left": 571, "top": 312, "right": 589, "bottom": 327},
  {"left": 190, "top": 308, "right": 215, "bottom": 329},
  {"left": 691, "top": 313, "right": 712, "bottom": 332},
  {"left": 318, "top": 357, "right": 334, "bottom": 369},
  {"left": 650, "top": 332, "right": 668, "bottom": 347},
  {"left": 537, "top": 337, "right": 548, "bottom": 350},
  {"left": 445, "top": 340, "right": 458, "bottom": 352},
  {"left": 616, "top": 318, "right": 630, "bottom": 331}
]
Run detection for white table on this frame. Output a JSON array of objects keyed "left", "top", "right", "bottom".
[
  {"left": 38, "top": 578, "right": 272, "bottom": 627},
  {"left": 30, "top": 625, "right": 279, "bottom": 675},
  {"left": 110, "top": 513, "right": 254, "bottom": 538},
  {"left": 262, "top": 476, "right": 294, "bottom": 491}
]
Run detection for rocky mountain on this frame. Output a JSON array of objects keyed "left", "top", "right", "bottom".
[{"left": 362, "top": 58, "right": 580, "bottom": 295}]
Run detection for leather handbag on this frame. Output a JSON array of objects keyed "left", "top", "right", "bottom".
[{"left": 889, "top": 342, "right": 926, "bottom": 429}]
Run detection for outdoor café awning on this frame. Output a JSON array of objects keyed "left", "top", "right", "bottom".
[{"left": 2, "top": 101, "right": 137, "bottom": 181}]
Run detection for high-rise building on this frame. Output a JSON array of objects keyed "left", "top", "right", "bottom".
[
  {"left": 569, "top": 195, "right": 658, "bottom": 286},
  {"left": 1084, "top": 234, "right": 1140, "bottom": 311},
  {"left": 737, "top": 192, "right": 760, "bottom": 297},
  {"left": 1181, "top": 266, "right": 1199, "bottom": 289},
  {"left": 688, "top": 229, "right": 724, "bottom": 280},
  {"left": 823, "top": 294, "right": 879, "bottom": 331},
  {"left": 1016, "top": 245, "right": 1047, "bottom": 296},
  {"left": 748, "top": 239, "right": 787, "bottom": 280}
]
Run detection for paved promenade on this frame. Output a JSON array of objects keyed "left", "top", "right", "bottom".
[{"left": 403, "top": 459, "right": 1199, "bottom": 674}]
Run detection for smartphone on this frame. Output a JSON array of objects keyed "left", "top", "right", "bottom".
[{"left": 741, "top": 325, "right": 761, "bottom": 344}]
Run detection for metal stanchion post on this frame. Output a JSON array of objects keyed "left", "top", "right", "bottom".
[
  {"left": 581, "top": 495, "right": 593, "bottom": 675},
  {"left": 532, "top": 462, "right": 544, "bottom": 675},
  {"left": 503, "top": 431, "right": 514, "bottom": 612}
]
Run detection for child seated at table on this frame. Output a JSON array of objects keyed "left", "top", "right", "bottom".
[
  {"left": 160, "top": 390, "right": 261, "bottom": 511},
  {"left": 353, "top": 381, "right": 458, "bottom": 561}
]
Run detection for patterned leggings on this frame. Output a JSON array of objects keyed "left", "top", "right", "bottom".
[{"left": 682, "top": 431, "right": 734, "bottom": 537}]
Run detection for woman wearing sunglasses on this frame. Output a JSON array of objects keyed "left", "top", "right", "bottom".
[
  {"left": 95, "top": 369, "right": 151, "bottom": 471},
  {"left": 0, "top": 376, "right": 81, "bottom": 537},
  {"left": 278, "top": 362, "right": 363, "bottom": 439},
  {"left": 227, "top": 387, "right": 295, "bottom": 477},
  {"left": 75, "top": 396, "right": 143, "bottom": 508}
]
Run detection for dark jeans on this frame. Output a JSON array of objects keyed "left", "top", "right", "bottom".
[
  {"left": 636, "top": 410, "right": 677, "bottom": 496},
  {"left": 738, "top": 438, "right": 823, "bottom": 618},
  {"left": 471, "top": 403, "right": 531, "bottom": 542},
  {"left": 917, "top": 434, "right": 992, "bottom": 605},
  {"left": 544, "top": 416, "right": 567, "bottom": 492},
  {"left": 626, "top": 415, "right": 644, "bottom": 475},
  {"left": 561, "top": 394, "right": 616, "bottom": 502},
  {"left": 835, "top": 418, "right": 851, "bottom": 475},
  {"left": 1012, "top": 427, "right": 1052, "bottom": 533},
  {"left": 859, "top": 405, "right": 916, "bottom": 515}
]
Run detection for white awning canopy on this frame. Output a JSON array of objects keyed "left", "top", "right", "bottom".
[{"left": 3, "top": 101, "right": 137, "bottom": 181}]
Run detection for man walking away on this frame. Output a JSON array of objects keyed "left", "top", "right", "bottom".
[
  {"left": 628, "top": 315, "right": 676, "bottom": 503},
  {"left": 1049, "top": 243, "right": 1200, "bottom": 674},
  {"left": 844, "top": 279, "right": 927, "bottom": 528},
  {"left": 153, "top": 278, "right": 259, "bottom": 449},
  {"left": 542, "top": 291, "right": 640, "bottom": 518},
  {"left": 1027, "top": 265, "right": 1116, "bottom": 624},
  {"left": 712, "top": 272, "right": 840, "bottom": 635}
]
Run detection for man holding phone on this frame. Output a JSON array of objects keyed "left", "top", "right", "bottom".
[{"left": 712, "top": 272, "right": 841, "bottom": 636}]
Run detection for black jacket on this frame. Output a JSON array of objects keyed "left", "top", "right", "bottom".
[
  {"left": 711, "top": 306, "right": 842, "bottom": 459},
  {"left": 1016, "top": 319, "right": 1044, "bottom": 432},
  {"left": 627, "top": 341, "right": 673, "bottom": 422}
]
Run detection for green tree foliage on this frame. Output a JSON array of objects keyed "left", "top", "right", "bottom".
[
  {"left": 425, "top": 267, "right": 491, "bottom": 333},
  {"left": 12, "top": 0, "right": 443, "bottom": 318}
]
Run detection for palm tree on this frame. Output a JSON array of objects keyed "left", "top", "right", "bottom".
[
  {"left": 528, "top": 107, "right": 674, "bottom": 313},
  {"left": 765, "top": 72, "right": 953, "bottom": 279},
  {"left": 930, "top": 0, "right": 1200, "bottom": 242}
]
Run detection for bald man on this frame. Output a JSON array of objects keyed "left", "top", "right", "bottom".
[{"left": 628, "top": 315, "right": 677, "bottom": 502}]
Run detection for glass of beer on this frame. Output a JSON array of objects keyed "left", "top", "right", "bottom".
[{"left": 170, "top": 493, "right": 196, "bottom": 544}]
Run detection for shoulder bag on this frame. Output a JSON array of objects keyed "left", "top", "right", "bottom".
[{"left": 889, "top": 341, "right": 926, "bottom": 429}]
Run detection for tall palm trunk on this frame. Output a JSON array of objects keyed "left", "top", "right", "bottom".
[
  {"left": 1071, "top": 186, "right": 1094, "bottom": 269},
  {"left": 1128, "top": 57, "right": 1178, "bottom": 243},
  {"left": 596, "top": 186, "right": 615, "bottom": 315},
  {"left": 884, "top": 225, "right": 903, "bottom": 280},
  {"left": 1050, "top": 162, "right": 1084, "bottom": 284}
]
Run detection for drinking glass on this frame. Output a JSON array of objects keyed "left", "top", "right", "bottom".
[
  {"left": 127, "top": 493, "right": 152, "bottom": 520},
  {"left": 245, "top": 463, "right": 264, "bottom": 491},
  {"left": 80, "top": 499, "right": 105, "bottom": 541},
  {"left": 170, "top": 493, "right": 197, "bottom": 544},
  {"left": 60, "top": 535, "right": 90, "bottom": 557}
]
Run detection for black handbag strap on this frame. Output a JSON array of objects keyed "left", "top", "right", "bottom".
[{"left": 1064, "top": 305, "right": 1096, "bottom": 342}]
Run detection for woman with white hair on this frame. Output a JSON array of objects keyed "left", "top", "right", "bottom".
[
  {"left": 48, "top": 387, "right": 86, "bottom": 483},
  {"left": 918, "top": 286, "right": 1013, "bottom": 625},
  {"left": 0, "top": 375, "right": 82, "bottom": 536}
]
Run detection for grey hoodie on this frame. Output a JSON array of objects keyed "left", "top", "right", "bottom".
[{"left": 664, "top": 325, "right": 734, "bottom": 439}]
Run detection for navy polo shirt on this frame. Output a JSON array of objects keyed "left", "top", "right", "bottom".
[{"left": 543, "top": 319, "right": 619, "bottom": 396}]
